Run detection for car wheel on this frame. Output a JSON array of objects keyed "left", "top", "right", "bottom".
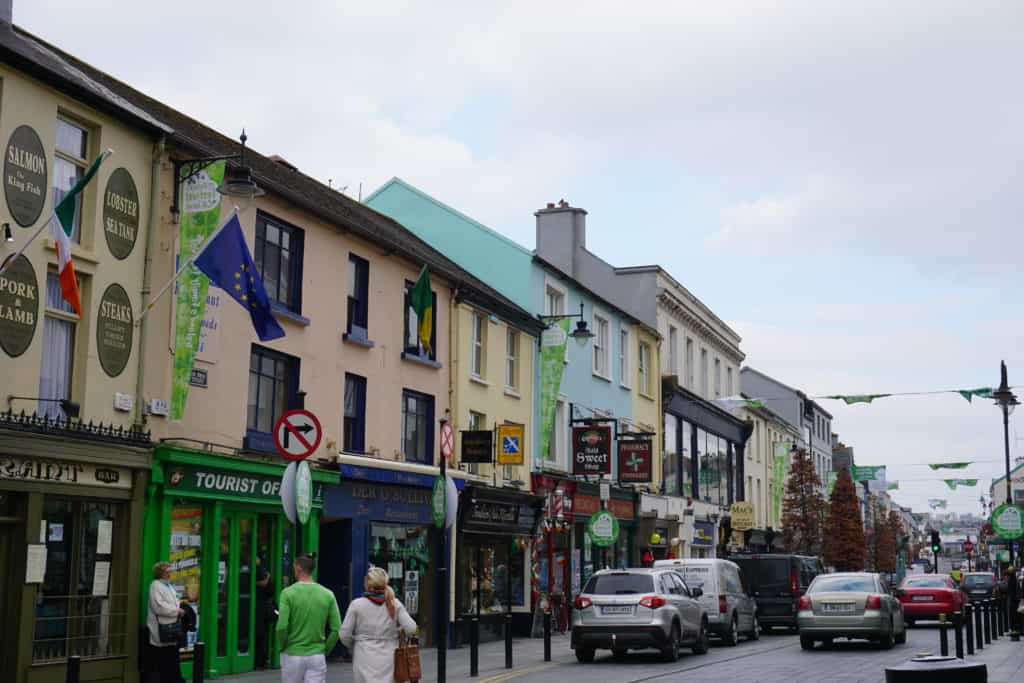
[
  {"left": 662, "top": 622, "right": 681, "bottom": 662},
  {"left": 723, "top": 614, "right": 740, "bottom": 646},
  {"left": 895, "top": 624, "right": 907, "bottom": 645},
  {"left": 692, "top": 619, "right": 710, "bottom": 655},
  {"left": 575, "top": 647, "right": 595, "bottom": 663},
  {"left": 612, "top": 648, "right": 628, "bottom": 659},
  {"left": 800, "top": 635, "right": 815, "bottom": 650},
  {"left": 749, "top": 613, "right": 760, "bottom": 641},
  {"left": 878, "top": 620, "right": 895, "bottom": 650}
]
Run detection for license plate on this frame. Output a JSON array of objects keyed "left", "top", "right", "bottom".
[
  {"left": 912, "top": 595, "right": 932, "bottom": 602},
  {"left": 822, "top": 603, "right": 855, "bottom": 614},
  {"left": 601, "top": 605, "right": 634, "bottom": 615}
]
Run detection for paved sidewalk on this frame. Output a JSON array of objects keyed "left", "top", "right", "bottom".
[
  {"left": 219, "top": 634, "right": 576, "bottom": 683},
  {"left": 973, "top": 634, "right": 1024, "bottom": 683}
]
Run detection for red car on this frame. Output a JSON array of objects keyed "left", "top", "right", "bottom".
[{"left": 896, "top": 574, "right": 964, "bottom": 626}]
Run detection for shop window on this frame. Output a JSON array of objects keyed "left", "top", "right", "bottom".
[
  {"left": 247, "top": 345, "right": 300, "bottom": 438},
  {"left": 53, "top": 116, "right": 89, "bottom": 243},
  {"left": 346, "top": 253, "right": 370, "bottom": 341},
  {"left": 168, "top": 504, "right": 202, "bottom": 650},
  {"left": 369, "top": 522, "right": 432, "bottom": 618},
  {"left": 39, "top": 273, "right": 78, "bottom": 419},
  {"left": 458, "top": 539, "right": 525, "bottom": 615},
  {"left": 402, "top": 389, "right": 434, "bottom": 464},
  {"left": 343, "top": 373, "right": 367, "bottom": 453},
  {"left": 681, "top": 420, "right": 693, "bottom": 498},
  {"left": 254, "top": 211, "right": 304, "bottom": 313},
  {"left": 403, "top": 281, "right": 437, "bottom": 361},
  {"left": 33, "top": 497, "right": 124, "bottom": 662}
]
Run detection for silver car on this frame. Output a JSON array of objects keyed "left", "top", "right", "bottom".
[
  {"left": 797, "top": 572, "right": 907, "bottom": 650},
  {"left": 571, "top": 568, "right": 709, "bottom": 662}
]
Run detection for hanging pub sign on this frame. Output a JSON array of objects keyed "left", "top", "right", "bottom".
[
  {"left": 460, "top": 429, "right": 493, "bottom": 464},
  {"left": 4, "top": 125, "right": 47, "bottom": 227},
  {"left": 617, "top": 438, "right": 652, "bottom": 483},
  {"left": 0, "top": 254, "right": 39, "bottom": 358},
  {"left": 572, "top": 424, "right": 612, "bottom": 475},
  {"left": 96, "top": 283, "right": 134, "bottom": 377},
  {"left": 102, "top": 168, "right": 140, "bottom": 259}
]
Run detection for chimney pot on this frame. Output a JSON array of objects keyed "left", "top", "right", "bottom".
[
  {"left": 558, "top": 199, "right": 569, "bottom": 208},
  {"left": 546, "top": 202, "right": 555, "bottom": 209}
]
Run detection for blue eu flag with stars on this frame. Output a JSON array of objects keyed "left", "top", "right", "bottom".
[{"left": 193, "top": 214, "right": 286, "bottom": 341}]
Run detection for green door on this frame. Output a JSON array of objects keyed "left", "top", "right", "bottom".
[{"left": 213, "top": 511, "right": 257, "bottom": 675}]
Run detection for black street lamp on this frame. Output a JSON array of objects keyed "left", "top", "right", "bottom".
[
  {"left": 170, "top": 130, "right": 265, "bottom": 216},
  {"left": 991, "top": 360, "right": 1020, "bottom": 640},
  {"left": 538, "top": 301, "right": 596, "bottom": 347}
]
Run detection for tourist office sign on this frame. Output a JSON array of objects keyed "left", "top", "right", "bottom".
[
  {"left": 572, "top": 424, "right": 612, "bottom": 475},
  {"left": 166, "top": 463, "right": 325, "bottom": 505}
]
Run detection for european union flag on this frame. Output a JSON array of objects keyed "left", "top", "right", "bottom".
[{"left": 193, "top": 214, "right": 286, "bottom": 342}]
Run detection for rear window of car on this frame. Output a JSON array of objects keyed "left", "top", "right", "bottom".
[
  {"left": 750, "top": 558, "right": 791, "bottom": 591},
  {"left": 584, "top": 573, "right": 654, "bottom": 595},
  {"left": 810, "top": 576, "right": 876, "bottom": 593},
  {"left": 902, "top": 577, "right": 948, "bottom": 588},
  {"left": 963, "top": 575, "right": 994, "bottom": 587}
]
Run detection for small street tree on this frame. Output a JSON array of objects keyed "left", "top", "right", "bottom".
[
  {"left": 823, "top": 468, "right": 865, "bottom": 571},
  {"left": 781, "top": 447, "right": 826, "bottom": 556}
]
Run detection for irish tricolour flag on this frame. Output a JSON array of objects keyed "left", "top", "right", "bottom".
[{"left": 51, "top": 150, "right": 111, "bottom": 316}]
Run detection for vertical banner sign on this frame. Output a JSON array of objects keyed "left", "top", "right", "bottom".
[
  {"left": 572, "top": 424, "right": 612, "bottom": 475},
  {"left": 538, "top": 319, "right": 569, "bottom": 462},
  {"left": 617, "top": 439, "right": 652, "bottom": 483},
  {"left": 171, "top": 161, "right": 226, "bottom": 420},
  {"left": 772, "top": 442, "right": 789, "bottom": 524}
]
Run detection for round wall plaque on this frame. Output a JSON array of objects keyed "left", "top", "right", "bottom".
[
  {"left": 96, "top": 283, "right": 133, "bottom": 377},
  {"left": 102, "top": 167, "right": 140, "bottom": 260},
  {"left": 0, "top": 254, "right": 40, "bottom": 357},
  {"left": 4, "top": 125, "right": 48, "bottom": 227}
]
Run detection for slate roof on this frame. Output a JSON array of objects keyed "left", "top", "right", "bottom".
[{"left": 1, "top": 22, "right": 543, "bottom": 335}]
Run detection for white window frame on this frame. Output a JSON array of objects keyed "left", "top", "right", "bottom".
[
  {"left": 548, "top": 396, "right": 569, "bottom": 469},
  {"left": 53, "top": 116, "right": 89, "bottom": 244},
  {"left": 544, "top": 277, "right": 567, "bottom": 317},
  {"left": 638, "top": 342, "right": 651, "bottom": 396},
  {"left": 668, "top": 325, "right": 678, "bottom": 377},
  {"left": 505, "top": 328, "right": 518, "bottom": 391},
  {"left": 726, "top": 366, "right": 733, "bottom": 396},
  {"left": 700, "top": 348, "right": 709, "bottom": 397},
  {"left": 685, "top": 337, "right": 694, "bottom": 389},
  {"left": 592, "top": 308, "right": 610, "bottom": 379},
  {"left": 470, "top": 310, "right": 485, "bottom": 378},
  {"left": 714, "top": 358, "right": 721, "bottom": 398},
  {"left": 619, "top": 326, "right": 631, "bottom": 389}
]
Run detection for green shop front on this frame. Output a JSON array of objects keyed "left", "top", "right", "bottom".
[{"left": 141, "top": 445, "right": 338, "bottom": 678}]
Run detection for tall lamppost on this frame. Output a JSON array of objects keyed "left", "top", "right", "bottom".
[{"left": 992, "top": 360, "right": 1020, "bottom": 641}]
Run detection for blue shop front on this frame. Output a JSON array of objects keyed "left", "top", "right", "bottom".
[{"left": 319, "top": 463, "right": 464, "bottom": 648}]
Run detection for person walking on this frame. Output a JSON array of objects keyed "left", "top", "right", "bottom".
[
  {"left": 254, "top": 553, "right": 274, "bottom": 669},
  {"left": 340, "top": 566, "right": 418, "bottom": 683},
  {"left": 276, "top": 553, "right": 341, "bottom": 683},
  {"left": 146, "top": 562, "right": 184, "bottom": 683}
]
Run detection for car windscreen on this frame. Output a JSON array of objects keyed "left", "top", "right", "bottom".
[
  {"left": 963, "top": 575, "right": 994, "bottom": 587},
  {"left": 675, "top": 565, "right": 712, "bottom": 590},
  {"left": 902, "top": 577, "right": 948, "bottom": 588},
  {"left": 584, "top": 573, "right": 654, "bottom": 595},
  {"left": 809, "top": 576, "right": 875, "bottom": 593}
]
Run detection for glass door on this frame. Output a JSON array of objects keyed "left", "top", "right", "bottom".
[{"left": 213, "top": 510, "right": 257, "bottom": 675}]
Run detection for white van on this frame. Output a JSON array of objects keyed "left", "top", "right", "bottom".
[{"left": 653, "top": 558, "right": 758, "bottom": 645}]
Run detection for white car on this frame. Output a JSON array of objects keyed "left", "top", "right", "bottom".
[{"left": 654, "top": 558, "right": 759, "bottom": 645}]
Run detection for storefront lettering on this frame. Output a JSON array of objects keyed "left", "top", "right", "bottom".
[
  {"left": 192, "top": 471, "right": 281, "bottom": 496},
  {"left": 467, "top": 501, "right": 518, "bottom": 525},
  {"left": 0, "top": 456, "right": 130, "bottom": 489},
  {"left": 349, "top": 482, "right": 431, "bottom": 506}
]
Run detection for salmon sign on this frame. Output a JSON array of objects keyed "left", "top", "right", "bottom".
[{"left": 572, "top": 424, "right": 612, "bottom": 475}]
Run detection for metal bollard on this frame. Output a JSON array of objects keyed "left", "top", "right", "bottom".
[
  {"left": 505, "top": 612, "right": 513, "bottom": 669},
  {"left": 65, "top": 655, "right": 81, "bottom": 683},
  {"left": 939, "top": 613, "right": 949, "bottom": 656},
  {"left": 983, "top": 600, "right": 992, "bottom": 644},
  {"left": 974, "top": 600, "right": 984, "bottom": 650},
  {"left": 991, "top": 599, "right": 999, "bottom": 640},
  {"left": 953, "top": 612, "right": 964, "bottom": 659},
  {"left": 192, "top": 642, "right": 205, "bottom": 683},
  {"left": 999, "top": 595, "right": 1008, "bottom": 635},
  {"left": 543, "top": 608, "right": 552, "bottom": 662},
  {"left": 470, "top": 616, "right": 479, "bottom": 677},
  {"left": 965, "top": 604, "right": 975, "bottom": 656}
]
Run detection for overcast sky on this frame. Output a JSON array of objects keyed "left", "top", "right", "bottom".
[{"left": 19, "top": 1, "right": 1024, "bottom": 514}]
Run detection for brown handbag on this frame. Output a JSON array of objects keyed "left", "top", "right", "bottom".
[{"left": 393, "top": 625, "right": 421, "bottom": 682}]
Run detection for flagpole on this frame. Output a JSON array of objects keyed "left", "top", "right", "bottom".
[
  {"left": 0, "top": 149, "right": 113, "bottom": 277},
  {"left": 134, "top": 206, "right": 239, "bottom": 324}
]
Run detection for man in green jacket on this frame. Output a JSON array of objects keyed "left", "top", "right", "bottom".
[{"left": 276, "top": 553, "right": 341, "bottom": 683}]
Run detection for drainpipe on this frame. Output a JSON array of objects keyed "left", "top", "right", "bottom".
[{"left": 134, "top": 136, "right": 165, "bottom": 426}]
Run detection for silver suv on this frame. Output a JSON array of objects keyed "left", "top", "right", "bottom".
[{"left": 571, "top": 568, "right": 709, "bottom": 662}]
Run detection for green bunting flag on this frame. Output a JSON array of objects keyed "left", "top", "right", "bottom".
[
  {"left": 944, "top": 479, "right": 958, "bottom": 490},
  {"left": 887, "top": 482, "right": 899, "bottom": 491},
  {"left": 825, "top": 394, "right": 892, "bottom": 405},
  {"left": 928, "top": 462, "right": 972, "bottom": 470},
  {"left": 958, "top": 387, "right": 993, "bottom": 403},
  {"left": 944, "top": 478, "right": 978, "bottom": 490},
  {"left": 928, "top": 499, "right": 948, "bottom": 509},
  {"left": 714, "top": 396, "right": 765, "bottom": 410}
]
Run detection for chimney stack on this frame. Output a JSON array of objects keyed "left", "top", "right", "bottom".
[
  {"left": 1, "top": 1, "right": 12, "bottom": 24},
  {"left": 534, "top": 199, "right": 587, "bottom": 278}
]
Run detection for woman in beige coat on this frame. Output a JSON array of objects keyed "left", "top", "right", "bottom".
[
  {"left": 147, "top": 562, "right": 184, "bottom": 683},
  {"left": 340, "top": 567, "right": 417, "bottom": 683}
]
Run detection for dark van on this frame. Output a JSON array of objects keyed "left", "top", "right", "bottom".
[{"left": 729, "top": 553, "right": 824, "bottom": 631}]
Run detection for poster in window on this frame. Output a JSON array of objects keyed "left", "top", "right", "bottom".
[
  {"left": 96, "top": 519, "right": 113, "bottom": 555},
  {"left": 92, "top": 560, "right": 110, "bottom": 596},
  {"left": 169, "top": 506, "right": 203, "bottom": 649},
  {"left": 25, "top": 544, "right": 46, "bottom": 583}
]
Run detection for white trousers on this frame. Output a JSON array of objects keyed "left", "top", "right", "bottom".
[{"left": 280, "top": 653, "right": 327, "bottom": 683}]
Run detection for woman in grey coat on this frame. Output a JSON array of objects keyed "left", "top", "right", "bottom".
[{"left": 340, "top": 567, "right": 418, "bottom": 682}]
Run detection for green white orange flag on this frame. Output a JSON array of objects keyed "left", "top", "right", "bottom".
[
  {"left": 409, "top": 265, "right": 433, "bottom": 355},
  {"left": 51, "top": 150, "right": 111, "bottom": 315}
]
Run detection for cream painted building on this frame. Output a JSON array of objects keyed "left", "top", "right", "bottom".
[
  {"left": 736, "top": 404, "right": 803, "bottom": 532},
  {"left": 630, "top": 322, "right": 662, "bottom": 473}
]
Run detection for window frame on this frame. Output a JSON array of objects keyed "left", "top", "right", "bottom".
[
  {"left": 619, "top": 327, "right": 631, "bottom": 389},
  {"left": 638, "top": 341, "right": 651, "bottom": 396},
  {"left": 505, "top": 328, "right": 519, "bottom": 391},
  {"left": 714, "top": 358, "right": 721, "bottom": 398},
  {"left": 343, "top": 372, "right": 367, "bottom": 454},
  {"left": 254, "top": 211, "right": 304, "bottom": 314},
  {"left": 403, "top": 280, "right": 438, "bottom": 361},
  {"left": 246, "top": 344, "right": 300, "bottom": 438},
  {"left": 38, "top": 271, "right": 80, "bottom": 419},
  {"left": 346, "top": 253, "right": 370, "bottom": 341},
  {"left": 401, "top": 389, "right": 435, "bottom": 464},
  {"left": 470, "top": 310, "right": 486, "bottom": 378},
  {"left": 700, "top": 348, "right": 709, "bottom": 397},
  {"left": 591, "top": 308, "right": 610, "bottom": 379},
  {"left": 53, "top": 116, "right": 90, "bottom": 244},
  {"left": 668, "top": 325, "right": 678, "bottom": 376},
  {"left": 685, "top": 337, "right": 694, "bottom": 389},
  {"left": 547, "top": 396, "right": 568, "bottom": 469}
]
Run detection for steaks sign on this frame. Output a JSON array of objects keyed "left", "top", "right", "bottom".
[
  {"left": 572, "top": 424, "right": 612, "bottom": 475},
  {"left": 617, "top": 439, "right": 652, "bottom": 483}
]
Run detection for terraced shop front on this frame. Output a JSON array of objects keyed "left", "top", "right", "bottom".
[{"left": 141, "top": 444, "right": 339, "bottom": 678}]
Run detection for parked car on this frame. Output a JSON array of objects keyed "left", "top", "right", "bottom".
[
  {"left": 961, "top": 572, "right": 997, "bottom": 602},
  {"left": 797, "top": 572, "right": 907, "bottom": 650},
  {"left": 571, "top": 568, "right": 709, "bottom": 662},
  {"left": 730, "top": 553, "right": 825, "bottom": 632},
  {"left": 896, "top": 574, "right": 965, "bottom": 626},
  {"left": 654, "top": 558, "right": 759, "bottom": 645}
]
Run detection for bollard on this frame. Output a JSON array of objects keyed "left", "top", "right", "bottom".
[
  {"left": 470, "top": 616, "right": 479, "bottom": 677},
  {"left": 999, "top": 595, "right": 1008, "bottom": 635},
  {"left": 543, "top": 608, "right": 552, "bottom": 662},
  {"left": 983, "top": 600, "right": 992, "bottom": 644},
  {"left": 965, "top": 604, "right": 975, "bottom": 656},
  {"left": 65, "top": 655, "right": 81, "bottom": 683},
  {"left": 974, "top": 600, "right": 984, "bottom": 651},
  {"left": 505, "top": 611, "right": 513, "bottom": 669},
  {"left": 990, "top": 599, "right": 999, "bottom": 641},
  {"left": 938, "top": 614, "right": 949, "bottom": 657},
  {"left": 192, "top": 642, "right": 205, "bottom": 683},
  {"left": 953, "top": 612, "right": 964, "bottom": 659}
]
